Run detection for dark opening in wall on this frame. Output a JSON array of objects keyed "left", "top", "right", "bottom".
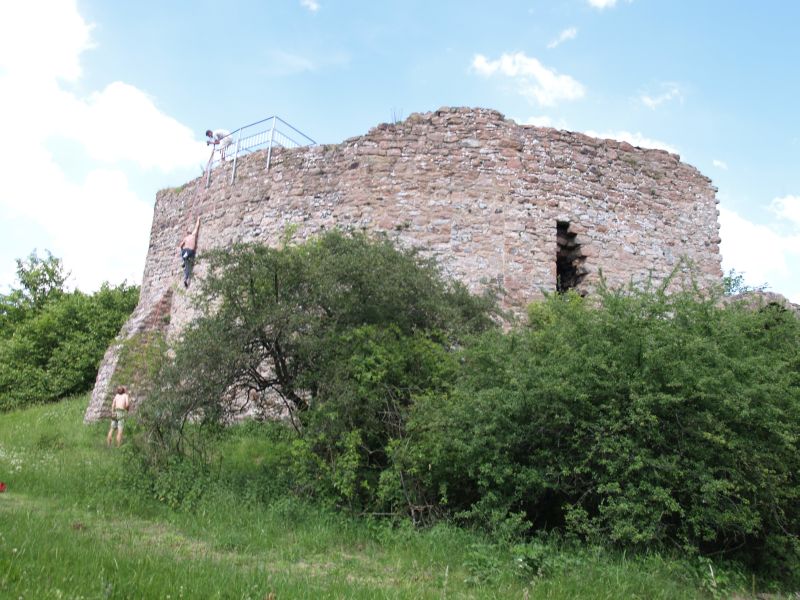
[{"left": 556, "top": 221, "right": 587, "bottom": 293}]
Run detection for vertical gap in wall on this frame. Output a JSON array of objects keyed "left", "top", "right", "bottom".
[{"left": 556, "top": 221, "right": 587, "bottom": 294}]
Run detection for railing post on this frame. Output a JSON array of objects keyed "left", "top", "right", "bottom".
[
  {"left": 266, "top": 117, "right": 277, "bottom": 172},
  {"left": 205, "top": 117, "right": 313, "bottom": 188},
  {"left": 230, "top": 130, "right": 242, "bottom": 185}
]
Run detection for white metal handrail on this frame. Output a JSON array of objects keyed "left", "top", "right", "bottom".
[{"left": 205, "top": 116, "right": 316, "bottom": 187}]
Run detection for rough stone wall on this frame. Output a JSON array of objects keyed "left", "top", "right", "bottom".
[{"left": 85, "top": 107, "right": 722, "bottom": 422}]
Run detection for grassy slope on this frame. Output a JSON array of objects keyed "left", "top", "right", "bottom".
[{"left": 0, "top": 396, "right": 739, "bottom": 599}]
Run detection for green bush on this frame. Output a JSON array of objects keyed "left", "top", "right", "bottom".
[{"left": 394, "top": 286, "right": 800, "bottom": 580}]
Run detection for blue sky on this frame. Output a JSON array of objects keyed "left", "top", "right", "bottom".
[{"left": 1, "top": 0, "right": 798, "bottom": 301}]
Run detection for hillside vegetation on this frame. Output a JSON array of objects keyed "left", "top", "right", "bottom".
[
  {"left": 130, "top": 232, "right": 798, "bottom": 592},
  {"left": 0, "top": 396, "right": 756, "bottom": 598},
  {"left": 2, "top": 233, "right": 798, "bottom": 597}
]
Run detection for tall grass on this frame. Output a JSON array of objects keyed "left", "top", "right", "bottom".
[{"left": 0, "top": 396, "right": 756, "bottom": 598}]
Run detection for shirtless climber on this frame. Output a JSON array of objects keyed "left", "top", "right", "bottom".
[
  {"left": 106, "top": 386, "right": 130, "bottom": 447},
  {"left": 179, "top": 216, "right": 201, "bottom": 288}
]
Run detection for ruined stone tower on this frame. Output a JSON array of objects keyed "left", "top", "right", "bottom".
[{"left": 84, "top": 107, "right": 722, "bottom": 422}]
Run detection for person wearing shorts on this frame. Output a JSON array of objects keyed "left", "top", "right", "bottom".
[
  {"left": 179, "top": 216, "right": 201, "bottom": 287},
  {"left": 107, "top": 386, "right": 131, "bottom": 447}
]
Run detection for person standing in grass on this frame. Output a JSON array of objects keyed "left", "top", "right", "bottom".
[{"left": 107, "top": 386, "right": 130, "bottom": 447}]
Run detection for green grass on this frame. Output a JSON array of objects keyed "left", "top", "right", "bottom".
[{"left": 0, "top": 396, "right": 764, "bottom": 599}]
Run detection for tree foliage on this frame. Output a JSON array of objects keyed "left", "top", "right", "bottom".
[
  {"left": 722, "top": 268, "right": 767, "bottom": 296},
  {"left": 392, "top": 286, "right": 800, "bottom": 578},
  {"left": 139, "top": 230, "right": 498, "bottom": 496},
  {"left": 0, "top": 250, "right": 68, "bottom": 335},
  {"left": 0, "top": 250, "right": 139, "bottom": 410}
]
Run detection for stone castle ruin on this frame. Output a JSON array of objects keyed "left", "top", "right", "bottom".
[{"left": 84, "top": 107, "right": 722, "bottom": 422}]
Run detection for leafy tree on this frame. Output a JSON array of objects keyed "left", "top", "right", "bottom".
[
  {"left": 14, "top": 249, "right": 68, "bottom": 309},
  {"left": 722, "top": 268, "right": 767, "bottom": 296},
  {"left": 156, "top": 230, "right": 496, "bottom": 415},
  {"left": 0, "top": 250, "right": 68, "bottom": 336},
  {"left": 0, "top": 250, "right": 139, "bottom": 410},
  {"left": 139, "top": 230, "right": 498, "bottom": 506}
]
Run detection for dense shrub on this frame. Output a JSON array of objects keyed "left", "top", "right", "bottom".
[
  {"left": 289, "top": 324, "right": 459, "bottom": 509},
  {"left": 391, "top": 286, "right": 799, "bottom": 579}
]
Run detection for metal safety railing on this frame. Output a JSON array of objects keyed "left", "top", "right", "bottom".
[{"left": 205, "top": 116, "right": 316, "bottom": 188}]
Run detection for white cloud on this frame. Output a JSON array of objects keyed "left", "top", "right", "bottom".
[
  {"left": 0, "top": 0, "right": 207, "bottom": 291},
  {"left": 770, "top": 195, "right": 800, "bottom": 228},
  {"left": 583, "top": 129, "right": 679, "bottom": 154},
  {"left": 300, "top": 0, "right": 320, "bottom": 12},
  {"left": 547, "top": 27, "right": 578, "bottom": 49},
  {"left": 719, "top": 206, "right": 800, "bottom": 302},
  {"left": 472, "top": 52, "right": 585, "bottom": 106},
  {"left": 265, "top": 50, "right": 317, "bottom": 75},
  {"left": 588, "top": 0, "right": 629, "bottom": 9},
  {"left": 0, "top": 1, "right": 93, "bottom": 82},
  {"left": 520, "top": 116, "right": 553, "bottom": 127},
  {"left": 515, "top": 115, "right": 571, "bottom": 130},
  {"left": 2, "top": 166, "right": 154, "bottom": 291},
  {"left": 712, "top": 159, "right": 728, "bottom": 170},
  {"left": 66, "top": 82, "right": 206, "bottom": 171},
  {"left": 640, "top": 83, "right": 684, "bottom": 110}
]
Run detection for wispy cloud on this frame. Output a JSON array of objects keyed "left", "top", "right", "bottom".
[
  {"left": 300, "top": 0, "right": 320, "bottom": 13},
  {"left": 583, "top": 129, "right": 678, "bottom": 154},
  {"left": 640, "top": 83, "right": 684, "bottom": 110},
  {"left": 770, "top": 195, "right": 800, "bottom": 228},
  {"left": 265, "top": 50, "right": 317, "bottom": 75},
  {"left": 587, "top": 0, "right": 632, "bottom": 9},
  {"left": 547, "top": 27, "right": 578, "bottom": 49},
  {"left": 519, "top": 115, "right": 553, "bottom": 127},
  {"left": 472, "top": 52, "right": 585, "bottom": 107},
  {"left": 713, "top": 159, "right": 728, "bottom": 170},
  {"left": 262, "top": 49, "right": 349, "bottom": 76}
]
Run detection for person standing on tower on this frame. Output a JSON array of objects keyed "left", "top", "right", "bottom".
[{"left": 206, "top": 128, "right": 233, "bottom": 161}]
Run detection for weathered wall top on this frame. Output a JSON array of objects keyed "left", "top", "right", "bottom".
[{"left": 85, "top": 106, "right": 722, "bottom": 422}]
